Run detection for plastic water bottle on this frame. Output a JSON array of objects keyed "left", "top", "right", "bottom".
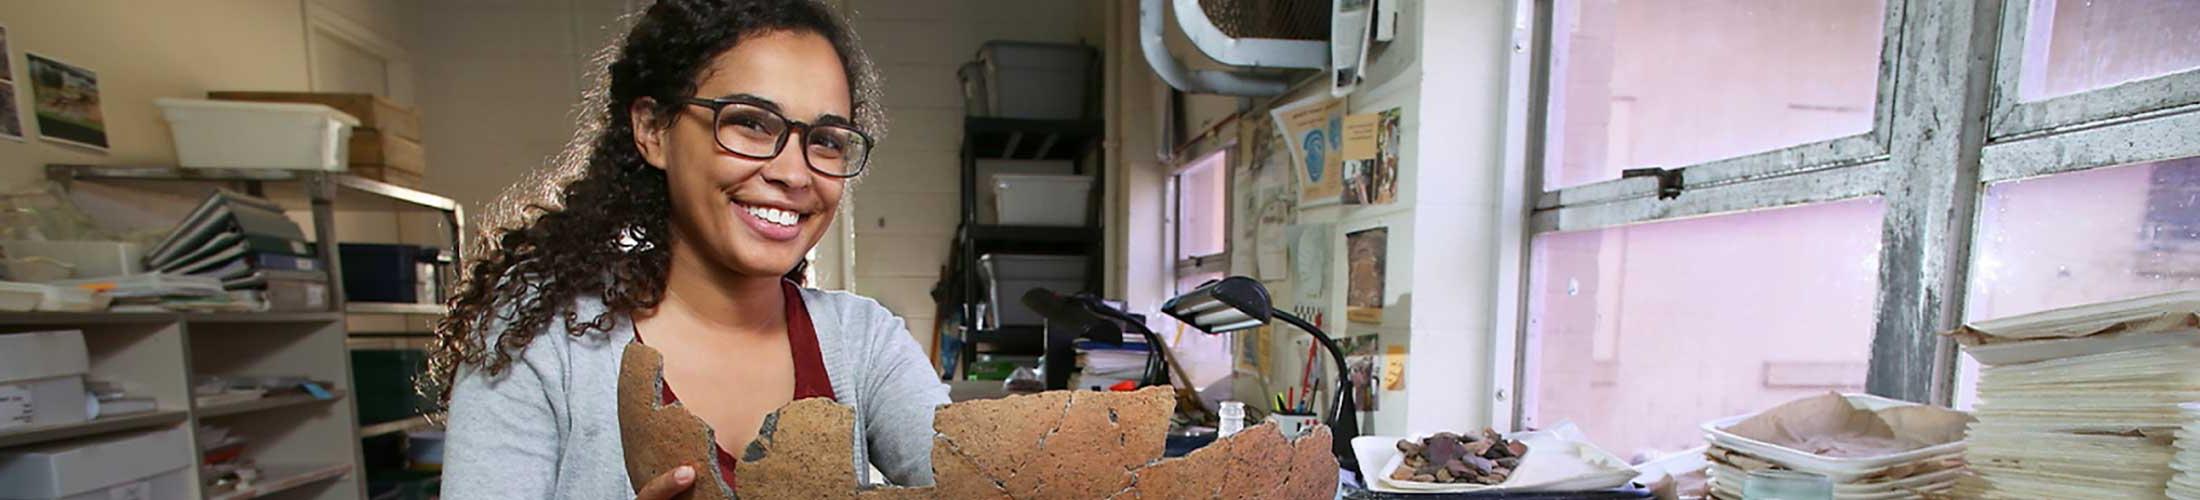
[{"left": 1218, "top": 401, "right": 1245, "bottom": 437}]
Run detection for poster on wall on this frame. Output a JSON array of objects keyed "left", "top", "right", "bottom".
[
  {"left": 1382, "top": 344, "right": 1407, "bottom": 391},
  {"left": 1339, "top": 112, "right": 1378, "bottom": 205},
  {"left": 1271, "top": 94, "right": 1345, "bottom": 205},
  {"left": 27, "top": 53, "right": 107, "bottom": 151},
  {"left": 1287, "top": 223, "right": 1333, "bottom": 308},
  {"left": 1346, "top": 227, "right": 1387, "bottom": 324},
  {"left": 1339, "top": 334, "right": 1380, "bottom": 411}
]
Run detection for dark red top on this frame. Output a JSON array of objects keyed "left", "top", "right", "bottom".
[{"left": 637, "top": 280, "right": 837, "bottom": 489}]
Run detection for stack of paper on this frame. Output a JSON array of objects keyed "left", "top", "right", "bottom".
[
  {"left": 1073, "top": 336, "right": 1153, "bottom": 390},
  {"left": 1950, "top": 290, "right": 2200, "bottom": 499},
  {"left": 145, "top": 189, "right": 323, "bottom": 290},
  {"left": 1699, "top": 393, "right": 1971, "bottom": 500},
  {"left": 2171, "top": 403, "right": 2200, "bottom": 500}
]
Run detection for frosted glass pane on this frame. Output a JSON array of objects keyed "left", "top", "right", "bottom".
[
  {"left": 1525, "top": 198, "right": 1885, "bottom": 457},
  {"left": 1953, "top": 157, "right": 2200, "bottom": 409},
  {"left": 1543, "top": 0, "right": 1884, "bottom": 190},
  {"left": 2016, "top": 0, "right": 2200, "bottom": 101}
]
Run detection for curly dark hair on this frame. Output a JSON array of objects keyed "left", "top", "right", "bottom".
[{"left": 423, "top": 0, "right": 882, "bottom": 406}]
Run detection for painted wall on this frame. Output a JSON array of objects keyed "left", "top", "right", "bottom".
[
  {"left": 0, "top": 0, "right": 320, "bottom": 189},
  {"left": 836, "top": 0, "right": 1104, "bottom": 352}
]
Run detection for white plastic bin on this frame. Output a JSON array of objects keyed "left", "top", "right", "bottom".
[
  {"left": 977, "top": 160, "right": 1076, "bottom": 224},
  {"left": 156, "top": 98, "right": 360, "bottom": 171},
  {"left": 977, "top": 41, "right": 1093, "bottom": 120},
  {"left": 0, "top": 330, "right": 92, "bottom": 431},
  {"left": 979, "top": 254, "right": 1088, "bottom": 327},
  {"left": 991, "top": 174, "right": 1093, "bottom": 227},
  {"left": 0, "top": 427, "right": 193, "bottom": 500}
]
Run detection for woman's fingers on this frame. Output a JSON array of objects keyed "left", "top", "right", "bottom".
[{"left": 634, "top": 465, "right": 697, "bottom": 500}]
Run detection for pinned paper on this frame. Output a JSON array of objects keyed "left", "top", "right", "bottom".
[
  {"left": 1271, "top": 95, "right": 1346, "bottom": 205},
  {"left": 1383, "top": 345, "right": 1407, "bottom": 391}
]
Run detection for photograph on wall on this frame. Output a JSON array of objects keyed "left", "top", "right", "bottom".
[
  {"left": 27, "top": 53, "right": 108, "bottom": 151},
  {"left": 1375, "top": 108, "right": 1401, "bottom": 203},
  {"left": 1328, "top": 111, "right": 1381, "bottom": 204},
  {"left": 0, "top": 81, "right": 22, "bottom": 142},
  {"left": 0, "top": 23, "right": 12, "bottom": 79},
  {"left": 1271, "top": 94, "right": 1345, "bottom": 205},
  {"left": 1346, "top": 227, "right": 1387, "bottom": 324},
  {"left": 1339, "top": 334, "right": 1380, "bottom": 411}
]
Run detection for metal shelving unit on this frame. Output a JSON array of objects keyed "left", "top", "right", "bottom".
[
  {"left": 19, "top": 165, "right": 468, "bottom": 500},
  {"left": 939, "top": 118, "right": 1107, "bottom": 380}
]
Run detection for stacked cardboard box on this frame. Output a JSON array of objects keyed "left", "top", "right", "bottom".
[{"left": 209, "top": 91, "right": 425, "bottom": 187}]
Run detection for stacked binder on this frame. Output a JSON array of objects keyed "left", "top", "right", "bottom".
[
  {"left": 1951, "top": 290, "right": 2200, "bottom": 499},
  {"left": 144, "top": 190, "right": 328, "bottom": 310}
]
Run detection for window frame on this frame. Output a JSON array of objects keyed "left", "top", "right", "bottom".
[
  {"left": 1498, "top": 0, "right": 2031, "bottom": 430},
  {"left": 1533, "top": 0, "right": 1907, "bottom": 215},
  {"left": 1986, "top": 0, "right": 2200, "bottom": 142},
  {"left": 1171, "top": 148, "right": 1233, "bottom": 286}
]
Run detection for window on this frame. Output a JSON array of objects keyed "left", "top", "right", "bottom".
[
  {"left": 1165, "top": 149, "right": 1234, "bottom": 388},
  {"left": 1954, "top": 156, "right": 2200, "bottom": 408},
  {"left": 2014, "top": 0, "right": 2200, "bottom": 102},
  {"left": 1526, "top": 198, "right": 1884, "bottom": 455},
  {"left": 1173, "top": 149, "right": 1230, "bottom": 281},
  {"left": 1542, "top": 0, "right": 1889, "bottom": 190}
]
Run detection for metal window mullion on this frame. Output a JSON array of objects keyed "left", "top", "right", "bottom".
[
  {"left": 1530, "top": 162, "right": 1888, "bottom": 233},
  {"left": 1981, "top": 108, "right": 2200, "bottom": 183},
  {"left": 1867, "top": 0, "right": 2001, "bottom": 405}
]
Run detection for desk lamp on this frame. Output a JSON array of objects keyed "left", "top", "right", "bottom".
[{"left": 1161, "top": 276, "right": 1359, "bottom": 474}]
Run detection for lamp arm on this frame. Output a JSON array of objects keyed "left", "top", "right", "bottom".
[
  {"left": 1272, "top": 309, "right": 1361, "bottom": 476},
  {"left": 1272, "top": 310, "right": 1348, "bottom": 382}
]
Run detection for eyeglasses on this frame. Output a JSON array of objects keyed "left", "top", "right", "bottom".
[{"left": 682, "top": 97, "right": 874, "bottom": 178}]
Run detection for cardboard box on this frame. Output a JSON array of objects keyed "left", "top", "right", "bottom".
[
  {"left": 0, "top": 427, "right": 192, "bottom": 500},
  {"left": 208, "top": 91, "right": 420, "bottom": 141},
  {"left": 348, "top": 129, "right": 426, "bottom": 174},
  {"left": 0, "top": 331, "right": 87, "bottom": 384},
  {"left": 0, "top": 377, "right": 89, "bottom": 431}
]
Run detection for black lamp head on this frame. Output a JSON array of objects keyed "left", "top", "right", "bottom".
[{"left": 1160, "top": 276, "right": 1274, "bottom": 334}]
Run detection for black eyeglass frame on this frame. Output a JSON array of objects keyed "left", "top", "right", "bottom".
[{"left": 681, "top": 97, "right": 874, "bottom": 178}]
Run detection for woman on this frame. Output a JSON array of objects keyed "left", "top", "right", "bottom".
[{"left": 427, "top": 1, "right": 948, "bottom": 498}]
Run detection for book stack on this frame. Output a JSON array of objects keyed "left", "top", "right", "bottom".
[
  {"left": 1073, "top": 333, "right": 1154, "bottom": 391},
  {"left": 1950, "top": 290, "right": 2200, "bottom": 499},
  {"left": 144, "top": 190, "right": 327, "bottom": 311}
]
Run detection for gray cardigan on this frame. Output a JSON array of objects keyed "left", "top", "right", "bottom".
[{"left": 441, "top": 288, "right": 951, "bottom": 499}]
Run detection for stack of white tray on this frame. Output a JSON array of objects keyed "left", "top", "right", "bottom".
[
  {"left": 1701, "top": 394, "right": 1968, "bottom": 500},
  {"left": 1952, "top": 290, "right": 2200, "bottom": 500}
]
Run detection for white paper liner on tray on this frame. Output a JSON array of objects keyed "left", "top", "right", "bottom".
[
  {"left": 1351, "top": 423, "right": 1636, "bottom": 494},
  {"left": 1701, "top": 393, "right": 1970, "bottom": 477},
  {"left": 1706, "top": 445, "right": 1964, "bottom": 484}
]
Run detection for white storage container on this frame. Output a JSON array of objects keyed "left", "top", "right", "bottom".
[
  {"left": 0, "top": 241, "right": 145, "bottom": 278},
  {"left": 0, "top": 427, "right": 193, "bottom": 500},
  {"left": 0, "top": 330, "right": 92, "bottom": 431},
  {"left": 990, "top": 174, "right": 1093, "bottom": 227},
  {"left": 976, "top": 41, "right": 1094, "bottom": 120},
  {"left": 976, "top": 160, "right": 1076, "bottom": 224},
  {"left": 0, "top": 330, "right": 88, "bottom": 384},
  {"left": 979, "top": 254, "right": 1087, "bottom": 327},
  {"left": 156, "top": 98, "right": 360, "bottom": 171},
  {"left": 0, "top": 282, "right": 42, "bottom": 312}
]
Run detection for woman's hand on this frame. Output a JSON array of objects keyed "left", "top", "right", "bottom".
[{"left": 635, "top": 465, "right": 697, "bottom": 500}]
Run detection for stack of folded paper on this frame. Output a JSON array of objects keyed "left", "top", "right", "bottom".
[{"left": 1950, "top": 290, "right": 2200, "bottom": 499}]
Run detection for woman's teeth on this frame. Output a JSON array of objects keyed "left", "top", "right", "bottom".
[{"left": 743, "top": 204, "right": 801, "bottom": 227}]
